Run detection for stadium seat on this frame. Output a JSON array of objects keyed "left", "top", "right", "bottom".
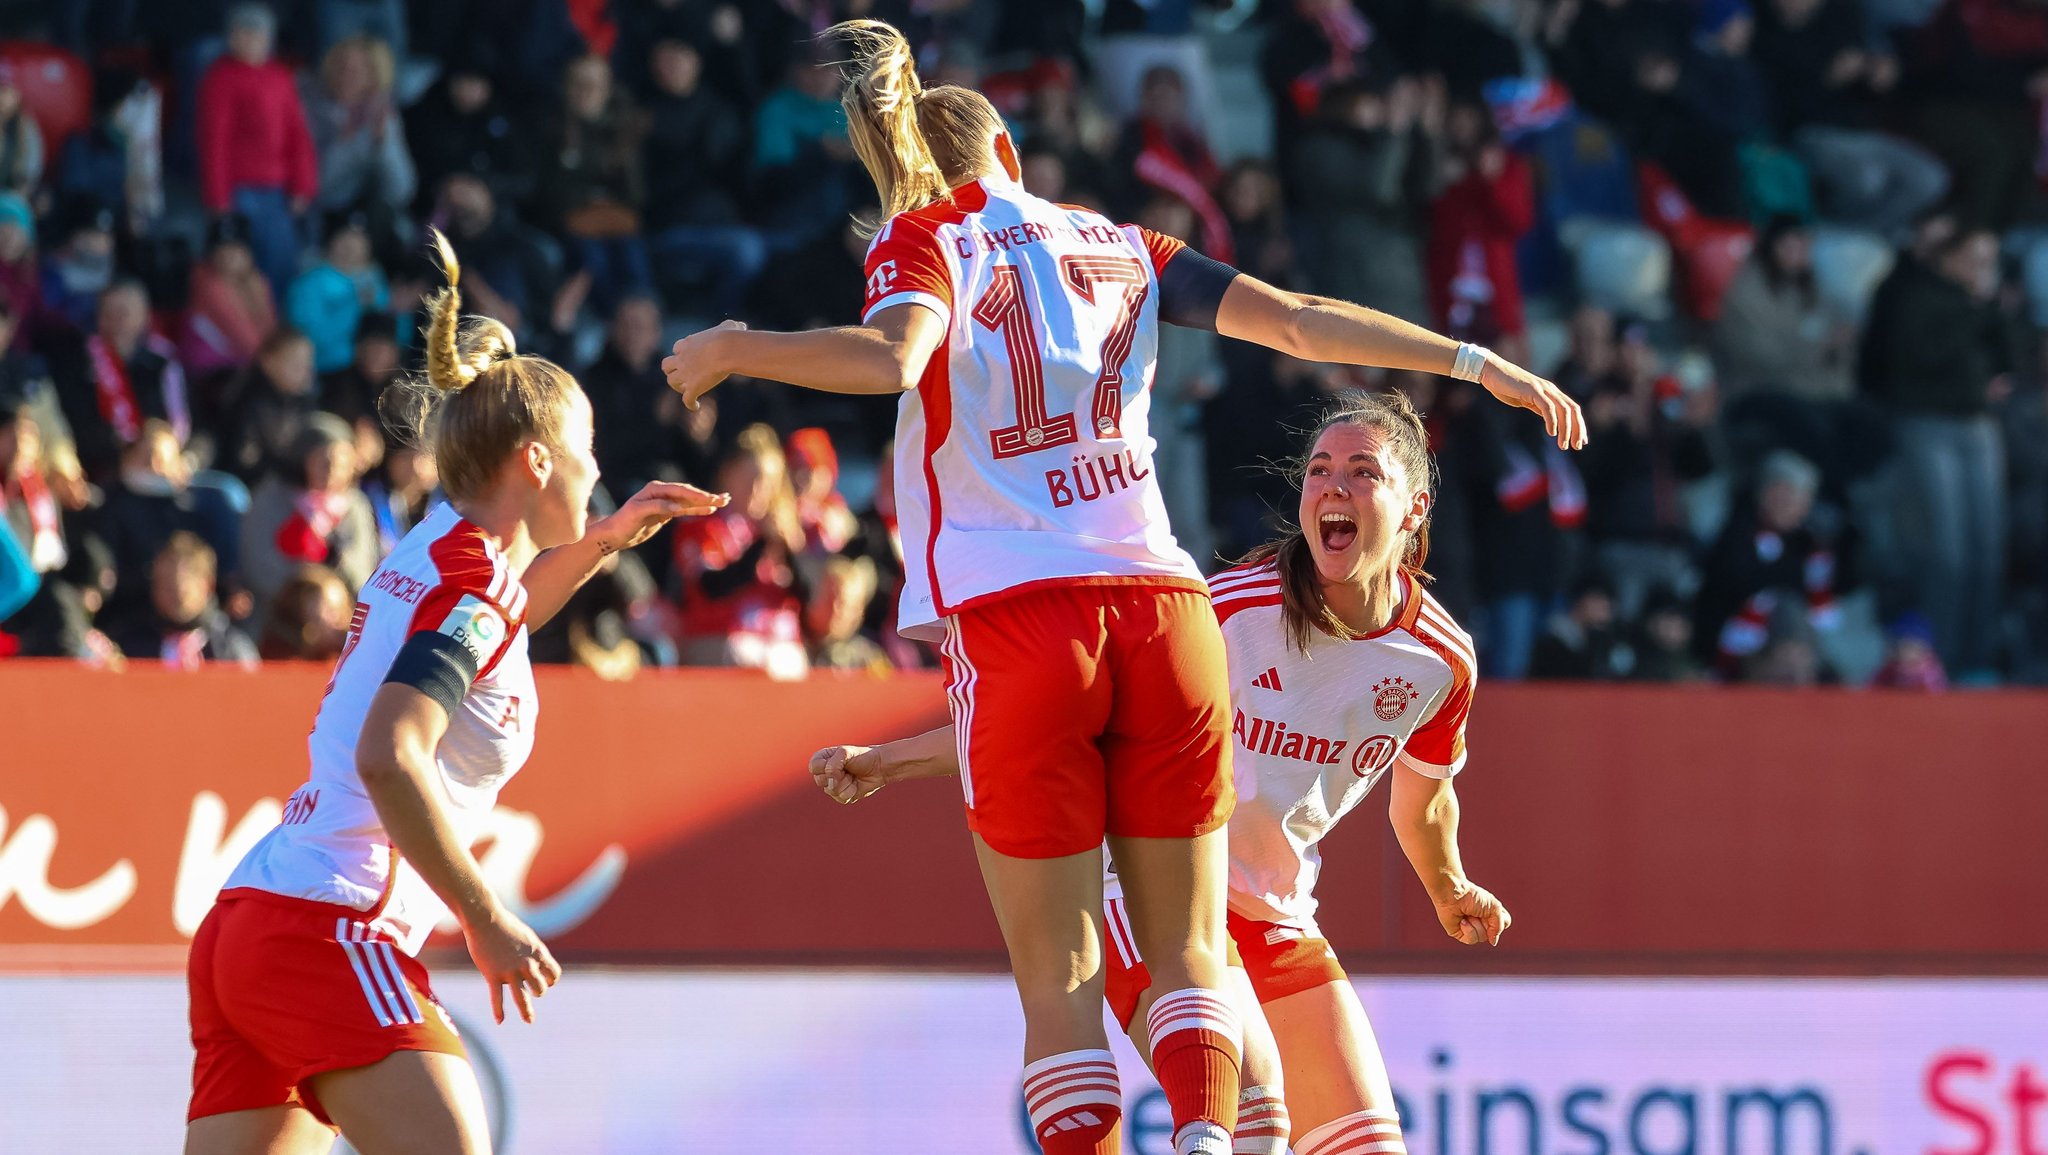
[
  {"left": 1810, "top": 225, "right": 1895, "bottom": 328},
  {"left": 0, "top": 41, "right": 92, "bottom": 155},
  {"left": 1557, "top": 218, "right": 1673, "bottom": 320}
]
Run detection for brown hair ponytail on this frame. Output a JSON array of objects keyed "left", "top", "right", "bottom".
[
  {"left": 1239, "top": 390, "right": 1436, "bottom": 653},
  {"left": 826, "top": 20, "right": 1008, "bottom": 233},
  {"left": 380, "top": 229, "right": 581, "bottom": 501}
]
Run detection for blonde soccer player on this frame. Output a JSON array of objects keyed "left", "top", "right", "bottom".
[
  {"left": 815, "top": 391, "right": 1528, "bottom": 1155},
  {"left": 663, "top": 20, "right": 1576, "bottom": 1154},
  {"left": 182, "top": 232, "right": 726, "bottom": 1155}
]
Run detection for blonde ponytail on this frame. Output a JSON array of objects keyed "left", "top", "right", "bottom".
[
  {"left": 826, "top": 20, "right": 1008, "bottom": 233},
  {"left": 421, "top": 227, "right": 516, "bottom": 393}
]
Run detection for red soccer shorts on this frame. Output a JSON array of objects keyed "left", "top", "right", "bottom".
[
  {"left": 938, "top": 581, "right": 1233, "bottom": 859},
  {"left": 1103, "top": 898, "right": 1349, "bottom": 1031},
  {"left": 187, "top": 888, "right": 467, "bottom": 1125}
]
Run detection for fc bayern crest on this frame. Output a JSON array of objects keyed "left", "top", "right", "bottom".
[{"left": 1372, "top": 677, "right": 1418, "bottom": 721}]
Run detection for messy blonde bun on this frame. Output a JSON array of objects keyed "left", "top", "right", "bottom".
[{"left": 380, "top": 230, "right": 582, "bottom": 501}]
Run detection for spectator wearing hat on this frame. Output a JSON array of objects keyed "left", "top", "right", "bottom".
[
  {"left": 0, "top": 61, "right": 44, "bottom": 198},
  {"left": 285, "top": 212, "right": 390, "bottom": 374},
  {"left": 39, "top": 202, "right": 118, "bottom": 333},
  {"left": 183, "top": 215, "right": 277, "bottom": 383},
  {"left": 198, "top": 3, "right": 319, "bottom": 300},
  {"left": 242, "top": 412, "right": 377, "bottom": 616},
  {"left": 786, "top": 426, "right": 857, "bottom": 560},
  {"left": 302, "top": 35, "right": 416, "bottom": 222},
  {"left": 105, "top": 531, "right": 257, "bottom": 668},
  {"left": 0, "top": 192, "right": 42, "bottom": 345},
  {"left": 1871, "top": 612, "right": 1948, "bottom": 690},
  {"left": 404, "top": 47, "right": 534, "bottom": 213},
  {"left": 59, "top": 278, "right": 188, "bottom": 480}
]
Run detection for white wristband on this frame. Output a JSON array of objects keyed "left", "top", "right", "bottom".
[{"left": 1451, "top": 343, "right": 1491, "bottom": 383}]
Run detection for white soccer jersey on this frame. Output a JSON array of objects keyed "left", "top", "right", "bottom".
[
  {"left": 1102, "top": 561, "right": 1476, "bottom": 928},
  {"left": 222, "top": 503, "right": 538, "bottom": 955},
  {"left": 862, "top": 175, "right": 1204, "bottom": 641}
]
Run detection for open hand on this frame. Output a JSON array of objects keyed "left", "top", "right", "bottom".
[
  {"left": 1434, "top": 880, "right": 1512, "bottom": 946},
  {"left": 1480, "top": 353, "right": 1586, "bottom": 450},
  {"left": 810, "top": 744, "right": 891, "bottom": 805},
  {"left": 592, "top": 481, "right": 730, "bottom": 555},
  {"left": 462, "top": 906, "right": 562, "bottom": 1023},
  {"left": 664, "top": 320, "right": 747, "bottom": 411}
]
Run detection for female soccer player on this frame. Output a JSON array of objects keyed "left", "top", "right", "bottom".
[
  {"left": 814, "top": 392, "right": 1515, "bottom": 1155},
  {"left": 184, "top": 232, "right": 726, "bottom": 1155},
  {"left": 663, "top": 22, "right": 1574, "bottom": 1154}
]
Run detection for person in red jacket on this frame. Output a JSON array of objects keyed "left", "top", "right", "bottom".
[
  {"left": 1427, "top": 101, "right": 1535, "bottom": 362},
  {"left": 198, "top": 4, "right": 319, "bottom": 304}
]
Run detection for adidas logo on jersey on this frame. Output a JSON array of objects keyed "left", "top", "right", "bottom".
[{"left": 1252, "top": 667, "right": 1284, "bottom": 691}]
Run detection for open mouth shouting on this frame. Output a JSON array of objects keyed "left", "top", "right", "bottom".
[{"left": 1317, "top": 510, "right": 1358, "bottom": 554}]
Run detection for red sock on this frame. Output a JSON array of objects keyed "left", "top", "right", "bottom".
[
  {"left": 1295, "top": 1109, "right": 1407, "bottom": 1155},
  {"left": 1146, "top": 988, "right": 1242, "bottom": 1153},
  {"left": 1233, "top": 1084, "right": 1290, "bottom": 1154},
  {"left": 1023, "top": 1048, "right": 1123, "bottom": 1154}
]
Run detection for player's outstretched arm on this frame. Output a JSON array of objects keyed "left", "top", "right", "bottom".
[
  {"left": 520, "top": 481, "right": 729, "bottom": 631},
  {"left": 357, "top": 685, "right": 564, "bottom": 1023},
  {"left": 1388, "top": 760, "right": 1512, "bottom": 947},
  {"left": 662, "top": 305, "right": 947, "bottom": 410},
  {"left": 1211, "top": 271, "right": 1585, "bottom": 450},
  {"left": 810, "top": 724, "right": 961, "bottom": 805}
]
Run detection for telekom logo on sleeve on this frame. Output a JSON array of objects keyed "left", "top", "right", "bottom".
[{"left": 866, "top": 260, "right": 898, "bottom": 300}]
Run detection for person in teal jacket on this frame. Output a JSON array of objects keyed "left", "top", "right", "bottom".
[{"left": 284, "top": 210, "right": 389, "bottom": 373}]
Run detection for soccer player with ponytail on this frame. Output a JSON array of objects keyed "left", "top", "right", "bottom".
[
  {"left": 183, "top": 231, "right": 725, "bottom": 1155},
  {"left": 815, "top": 391, "right": 1522, "bottom": 1155},
  {"left": 664, "top": 21, "right": 1575, "bottom": 1154}
]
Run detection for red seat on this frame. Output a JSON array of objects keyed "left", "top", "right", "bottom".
[
  {"left": 0, "top": 41, "right": 92, "bottom": 156},
  {"left": 1636, "top": 162, "right": 1755, "bottom": 321}
]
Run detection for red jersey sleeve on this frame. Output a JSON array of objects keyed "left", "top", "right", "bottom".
[
  {"left": 863, "top": 215, "right": 954, "bottom": 327},
  {"left": 1130, "top": 225, "right": 1187, "bottom": 280},
  {"left": 407, "top": 534, "right": 525, "bottom": 678},
  {"left": 1402, "top": 670, "right": 1471, "bottom": 778}
]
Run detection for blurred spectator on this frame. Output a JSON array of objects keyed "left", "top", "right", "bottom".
[
  {"left": 362, "top": 441, "right": 437, "bottom": 554},
  {"left": 319, "top": 312, "right": 399, "bottom": 430},
  {"left": 786, "top": 426, "right": 857, "bottom": 559},
  {"left": 1860, "top": 228, "right": 2010, "bottom": 673},
  {"left": 0, "top": 507, "right": 34, "bottom": 627},
  {"left": 585, "top": 295, "right": 679, "bottom": 490},
  {"left": 753, "top": 48, "right": 857, "bottom": 240},
  {"left": 805, "top": 554, "right": 890, "bottom": 673},
  {"left": 529, "top": 549, "right": 652, "bottom": 681},
  {"left": 543, "top": 54, "right": 651, "bottom": 315},
  {"left": 1428, "top": 99, "right": 1535, "bottom": 355},
  {"left": 1870, "top": 612, "right": 1948, "bottom": 690},
  {"left": 93, "top": 420, "right": 216, "bottom": 625},
  {"left": 1631, "top": 589, "right": 1704, "bottom": 680},
  {"left": 1221, "top": 160, "right": 1297, "bottom": 288},
  {"left": 1893, "top": 0, "right": 2048, "bottom": 231},
  {"left": 1261, "top": 0, "right": 1390, "bottom": 163},
  {"left": 1138, "top": 196, "right": 1224, "bottom": 566},
  {"left": 61, "top": 279, "right": 188, "bottom": 479},
  {"left": 227, "top": 328, "right": 320, "bottom": 481},
  {"left": 1206, "top": 353, "right": 1350, "bottom": 557},
  {"left": 0, "top": 295, "right": 61, "bottom": 437},
  {"left": 405, "top": 47, "right": 534, "bottom": 211},
  {"left": 1581, "top": 322, "right": 1716, "bottom": 617},
  {"left": 747, "top": 217, "right": 865, "bottom": 333},
  {"left": 0, "top": 402, "right": 91, "bottom": 655},
  {"left": 182, "top": 215, "right": 277, "bottom": 384},
  {"left": 674, "top": 423, "right": 805, "bottom": 677},
  {"left": 255, "top": 562, "right": 354, "bottom": 661},
  {"left": 301, "top": 35, "right": 417, "bottom": 230},
  {"left": 0, "top": 192, "right": 40, "bottom": 341},
  {"left": 1531, "top": 578, "right": 1633, "bottom": 678},
  {"left": 199, "top": 3, "right": 319, "bottom": 298},
  {"left": 1685, "top": 0, "right": 1773, "bottom": 145},
  {"left": 1019, "top": 78, "right": 1114, "bottom": 207},
  {"left": 242, "top": 413, "right": 378, "bottom": 615},
  {"left": 1289, "top": 79, "right": 1442, "bottom": 323},
  {"left": 1742, "top": 604, "right": 1830, "bottom": 684},
  {"left": 0, "top": 61, "right": 44, "bottom": 198},
  {"left": 432, "top": 173, "right": 557, "bottom": 336},
  {"left": 1458, "top": 387, "right": 1584, "bottom": 679},
  {"left": 1113, "top": 66, "right": 1232, "bottom": 260},
  {"left": 55, "top": 70, "right": 165, "bottom": 237},
  {"left": 40, "top": 202, "right": 118, "bottom": 333},
  {"left": 643, "top": 38, "right": 764, "bottom": 318},
  {"left": 1753, "top": 0, "right": 1947, "bottom": 236},
  {"left": 1693, "top": 450, "right": 1851, "bottom": 677},
  {"left": 286, "top": 211, "right": 390, "bottom": 374},
  {"left": 106, "top": 531, "right": 257, "bottom": 667}
]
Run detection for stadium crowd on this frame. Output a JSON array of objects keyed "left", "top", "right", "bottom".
[{"left": 0, "top": 0, "right": 2043, "bottom": 686}]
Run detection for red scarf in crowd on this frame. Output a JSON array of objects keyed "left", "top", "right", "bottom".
[
  {"left": 11, "top": 466, "right": 64, "bottom": 572},
  {"left": 87, "top": 334, "right": 142, "bottom": 445},
  {"left": 1132, "top": 120, "right": 1236, "bottom": 265},
  {"left": 276, "top": 490, "right": 354, "bottom": 565}
]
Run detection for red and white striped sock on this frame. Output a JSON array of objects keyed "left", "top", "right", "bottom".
[
  {"left": 1233, "top": 1084, "right": 1290, "bottom": 1154},
  {"left": 1022, "top": 1048, "right": 1123, "bottom": 1155},
  {"left": 1146, "top": 987, "right": 1242, "bottom": 1154},
  {"left": 1295, "top": 1109, "right": 1407, "bottom": 1155}
]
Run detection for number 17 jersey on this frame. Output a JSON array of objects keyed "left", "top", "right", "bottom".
[{"left": 864, "top": 176, "right": 1205, "bottom": 641}]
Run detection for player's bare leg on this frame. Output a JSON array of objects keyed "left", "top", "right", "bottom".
[
  {"left": 974, "top": 836, "right": 1122, "bottom": 1153},
  {"left": 183, "top": 1105, "right": 336, "bottom": 1155},
  {"left": 1108, "top": 830, "right": 1240, "bottom": 1153},
  {"left": 1128, "top": 966, "right": 1290, "bottom": 1154},
  {"left": 1261, "top": 981, "right": 1407, "bottom": 1155},
  {"left": 305, "top": 1051, "right": 492, "bottom": 1155}
]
